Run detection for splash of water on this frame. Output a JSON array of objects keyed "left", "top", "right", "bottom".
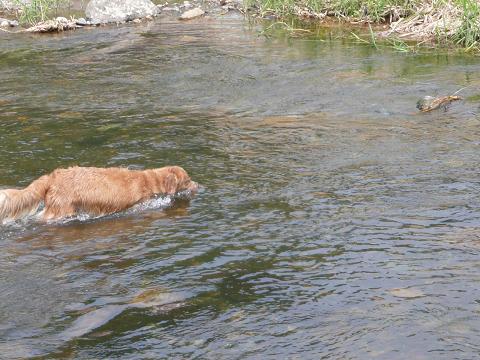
[{"left": 0, "top": 191, "right": 193, "bottom": 228}]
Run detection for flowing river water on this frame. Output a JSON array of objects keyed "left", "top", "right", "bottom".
[{"left": 1, "top": 12, "right": 480, "bottom": 360}]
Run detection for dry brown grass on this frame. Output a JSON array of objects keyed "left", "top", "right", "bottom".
[{"left": 380, "top": 2, "right": 463, "bottom": 41}]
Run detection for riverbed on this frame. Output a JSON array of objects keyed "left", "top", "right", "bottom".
[{"left": 1, "top": 13, "right": 480, "bottom": 359}]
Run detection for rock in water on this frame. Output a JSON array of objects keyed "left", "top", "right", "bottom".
[
  {"left": 58, "top": 289, "right": 184, "bottom": 341},
  {"left": 179, "top": 7, "right": 205, "bottom": 20},
  {"left": 389, "top": 287, "right": 425, "bottom": 299},
  {"left": 416, "top": 96, "right": 435, "bottom": 111},
  {"left": 76, "top": 17, "right": 87, "bottom": 26},
  {"left": 85, "top": 0, "right": 159, "bottom": 24}
]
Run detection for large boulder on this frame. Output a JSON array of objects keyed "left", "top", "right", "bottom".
[{"left": 85, "top": 0, "right": 159, "bottom": 24}]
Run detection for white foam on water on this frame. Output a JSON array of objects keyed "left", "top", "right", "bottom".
[
  {"left": 129, "top": 194, "right": 173, "bottom": 213},
  {"left": 47, "top": 194, "right": 179, "bottom": 225},
  {"left": 0, "top": 191, "right": 194, "bottom": 228}
]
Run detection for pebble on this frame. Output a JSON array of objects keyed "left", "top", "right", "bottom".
[
  {"left": 0, "top": 18, "right": 18, "bottom": 27},
  {"left": 162, "top": 6, "right": 179, "bottom": 11},
  {"left": 76, "top": 17, "right": 87, "bottom": 26},
  {"left": 179, "top": 7, "right": 205, "bottom": 20}
]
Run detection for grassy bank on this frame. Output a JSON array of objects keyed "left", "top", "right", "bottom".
[
  {"left": 13, "top": 0, "right": 68, "bottom": 24},
  {"left": 245, "top": 0, "right": 480, "bottom": 49}
]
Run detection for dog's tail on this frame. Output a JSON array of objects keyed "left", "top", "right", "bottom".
[{"left": 0, "top": 174, "right": 51, "bottom": 222}]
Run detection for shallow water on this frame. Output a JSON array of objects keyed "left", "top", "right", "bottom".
[{"left": 1, "top": 13, "right": 480, "bottom": 359}]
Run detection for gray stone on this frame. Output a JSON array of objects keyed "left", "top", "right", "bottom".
[
  {"left": 162, "top": 6, "right": 178, "bottom": 12},
  {"left": 8, "top": 20, "right": 18, "bottom": 27},
  {"left": 0, "top": 19, "right": 9, "bottom": 27},
  {"left": 76, "top": 17, "right": 87, "bottom": 26},
  {"left": 179, "top": 7, "right": 204, "bottom": 20},
  {"left": 85, "top": 0, "right": 159, "bottom": 24}
]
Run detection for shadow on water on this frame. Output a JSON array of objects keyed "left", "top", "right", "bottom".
[{"left": 1, "top": 13, "right": 480, "bottom": 360}]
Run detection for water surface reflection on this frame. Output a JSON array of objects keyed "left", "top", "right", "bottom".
[{"left": 1, "top": 14, "right": 480, "bottom": 360}]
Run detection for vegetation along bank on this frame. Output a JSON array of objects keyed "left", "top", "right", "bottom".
[
  {"left": 244, "top": 0, "right": 480, "bottom": 50},
  {"left": 2, "top": 0, "right": 480, "bottom": 51}
]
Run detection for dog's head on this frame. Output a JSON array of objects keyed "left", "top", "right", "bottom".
[{"left": 159, "top": 166, "right": 198, "bottom": 195}]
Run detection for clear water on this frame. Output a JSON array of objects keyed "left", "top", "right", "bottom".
[{"left": 1, "top": 13, "right": 480, "bottom": 359}]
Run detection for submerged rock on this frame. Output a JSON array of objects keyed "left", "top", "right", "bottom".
[
  {"left": 389, "top": 287, "right": 425, "bottom": 299},
  {"left": 85, "top": 0, "right": 159, "bottom": 24},
  {"left": 179, "top": 7, "right": 205, "bottom": 20},
  {"left": 59, "top": 289, "right": 184, "bottom": 341}
]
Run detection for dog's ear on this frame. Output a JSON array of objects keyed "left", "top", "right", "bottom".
[{"left": 163, "top": 173, "right": 178, "bottom": 195}]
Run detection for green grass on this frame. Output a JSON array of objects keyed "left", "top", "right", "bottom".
[
  {"left": 246, "top": 0, "right": 420, "bottom": 20},
  {"left": 330, "top": 0, "right": 417, "bottom": 21},
  {"left": 454, "top": 0, "right": 480, "bottom": 48},
  {"left": 14, "top": 0, "right": 70, "bottom": 25}
]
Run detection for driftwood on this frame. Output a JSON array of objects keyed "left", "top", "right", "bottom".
[
  {"left": 24, "top": 19, "right": 80, "bottom": 33},
  {"left": 416, "top": 95, "right": 462, "bottom": 112}
]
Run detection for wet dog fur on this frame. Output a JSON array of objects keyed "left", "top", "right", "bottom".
[{"left": 0, "top": 166, "right": 198, "bottom": 222}]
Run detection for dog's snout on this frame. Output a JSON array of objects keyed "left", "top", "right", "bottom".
[{"left": 189, "top": 181, "right": 199, "bottom": 192}]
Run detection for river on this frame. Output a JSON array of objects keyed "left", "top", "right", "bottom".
[{"left": 1, "top": 12, "right": 480, "bottom": 359}]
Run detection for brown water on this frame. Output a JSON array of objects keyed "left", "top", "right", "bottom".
[{"left": 1, "top": 13, "right": 480, "bottom": 360}]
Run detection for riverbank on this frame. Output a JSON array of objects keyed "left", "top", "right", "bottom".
[
  {"left": 1, "top": 10, "right": 480, "bottom": 358},
  {"left": 2, "top": 0, "right": 479, "bottom": 51},
  {"left": 244, "top": 0, "right": 480, "bottom": 49},
  {"left": 0, "top": 0, "right": 241, "bottom": 33}
]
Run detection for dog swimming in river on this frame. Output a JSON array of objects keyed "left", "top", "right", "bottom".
[{"left": 0, "top": 166, "right": 198, "bottom": 222}]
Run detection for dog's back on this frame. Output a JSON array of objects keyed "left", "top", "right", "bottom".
[
  {"left": 1, "top": 166, "right": 198, "bottom": 222},
  {"left": 42, "top": 167, "right": 148, "bottom": 219}
]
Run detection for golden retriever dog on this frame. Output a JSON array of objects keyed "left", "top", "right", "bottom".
[{"left": 0, "top": 166, "right": 198, "bottom": 222}]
